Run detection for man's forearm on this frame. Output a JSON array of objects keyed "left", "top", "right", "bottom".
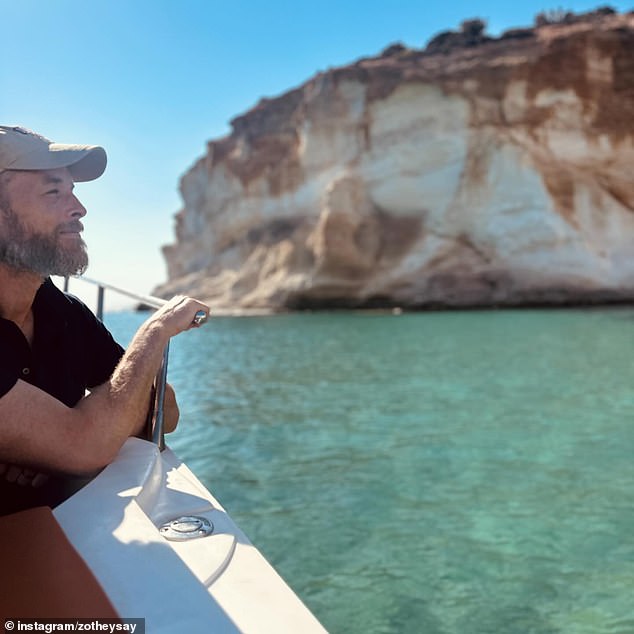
[
  {"left": 0, "top": 296, "right": 206, "bottom": 475},
  {"left": 78, "top": 320, "right": 170, "bottom": 460}
]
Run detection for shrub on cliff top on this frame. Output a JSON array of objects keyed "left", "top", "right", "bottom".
[{"left": 535, "top": 5, "right": 617, "bottom": 26}]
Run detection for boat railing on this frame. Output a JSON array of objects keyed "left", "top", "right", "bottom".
[
  {"left": 61, "top": 275, "right": 170, "bottom": 451},
  {"left": 62, "top": 274, "right": 166, "bottom": 318}
]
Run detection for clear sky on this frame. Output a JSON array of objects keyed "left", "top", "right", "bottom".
[{"left": 2, "top": 0, "right": 631, "bottom": 309}]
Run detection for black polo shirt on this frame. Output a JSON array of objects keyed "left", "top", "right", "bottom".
[{"left": 0, "top": 278, "right": 125, "bottom": 515}]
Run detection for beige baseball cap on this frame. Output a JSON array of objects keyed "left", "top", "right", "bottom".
[{"left": 0, "top": 125, "right": 107, "bottom": 182}]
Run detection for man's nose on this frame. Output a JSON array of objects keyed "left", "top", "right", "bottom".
[{"left": 68, "top": 194, "right": 87, "bottom": 219}]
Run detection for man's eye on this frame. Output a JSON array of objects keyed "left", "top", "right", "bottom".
[{"left": 45, "top": 189, "right": 59, "bottom": 195}]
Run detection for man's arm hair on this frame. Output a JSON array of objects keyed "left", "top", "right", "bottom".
[{"left": 0, "top": 296, "right": 205, "bottom": 476}]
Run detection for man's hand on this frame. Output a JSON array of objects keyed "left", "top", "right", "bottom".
[{"left": 147, "top": 296, "right": 210, "bottom": 339}]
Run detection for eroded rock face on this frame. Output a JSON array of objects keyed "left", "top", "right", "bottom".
[{"left": 157, "top": 11, "right": 634, "bottom": 311}]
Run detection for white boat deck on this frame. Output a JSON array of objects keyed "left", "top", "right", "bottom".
[{"left": 54, "top": 438, "right": 326, "bottom": 633}]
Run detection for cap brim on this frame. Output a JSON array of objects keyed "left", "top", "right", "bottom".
[
  {"left": 51, "top": 144, "right": 107, "bottom": 182},
  {"left": 10, "top": 144, "right": 107, "bottom": 182}
]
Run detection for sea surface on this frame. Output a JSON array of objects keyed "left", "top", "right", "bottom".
[{"left": 104, "top": 307, "right": 634, "bottom": 634}]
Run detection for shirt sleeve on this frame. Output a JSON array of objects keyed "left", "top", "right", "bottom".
[
  {"left": 83, "top": 317, "right": 126, "bottom": 388},
  {"left": 64, "top": 293, "right": 126, "bottom": 389},
  {"left": 0, "top": 367, "right": 18, "bottom": 399}
]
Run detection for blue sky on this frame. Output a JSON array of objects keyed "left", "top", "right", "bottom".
[{"left": 2, "top": 0, "right": 631, "bottom": 309}]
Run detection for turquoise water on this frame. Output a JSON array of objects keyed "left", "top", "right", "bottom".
[{"left": 105, "top": 308, "right": 634, "bottom": 634}]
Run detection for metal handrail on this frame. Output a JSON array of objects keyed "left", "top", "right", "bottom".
[
  {"left": 151, "top": 342, "right": 170, "bottom": 451},
  {"left": 61, "top": 275, "right": 171, "bottom": 450},
  {"left": 63, "top": 275, "right": 166, "bottom": 319}
]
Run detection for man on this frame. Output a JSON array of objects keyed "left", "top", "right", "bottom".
[{"left": 0, "top": 125, "right": 208, "bottom": 515}]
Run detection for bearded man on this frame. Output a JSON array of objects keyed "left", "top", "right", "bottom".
[{"left": 0, "top": 125, "right": 208, "bottom": 515}]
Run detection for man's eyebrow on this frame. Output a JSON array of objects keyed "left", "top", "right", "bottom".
[
  {"left": 41, "top": 175, "right": 63, "bottom": 185},
  {"left": 40, "top": 174, "right": 73, "bottom": 188}
]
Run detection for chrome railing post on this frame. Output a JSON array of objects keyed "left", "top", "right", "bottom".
[
  {"left": 96, "top": 285, "right": 105, "bottom": 321},
  {"left": 148, "top": 343, "right": 170, "bottom": 451}
]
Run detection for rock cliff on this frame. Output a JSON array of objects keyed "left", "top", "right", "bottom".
[{"left": 157, "top": 9, "right": 634, "bottom": 311}]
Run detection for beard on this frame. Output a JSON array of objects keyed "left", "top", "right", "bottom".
[{"left": 0, "top": 205, "right": 89, "bottom": 277}]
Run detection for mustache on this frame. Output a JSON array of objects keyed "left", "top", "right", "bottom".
[{"left": 57, "top": 221, "right": 84, "bottom": 234}]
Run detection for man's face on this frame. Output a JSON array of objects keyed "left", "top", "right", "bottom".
[{"left": 0, "top": 167, "right": 89, "bottom": 276}]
